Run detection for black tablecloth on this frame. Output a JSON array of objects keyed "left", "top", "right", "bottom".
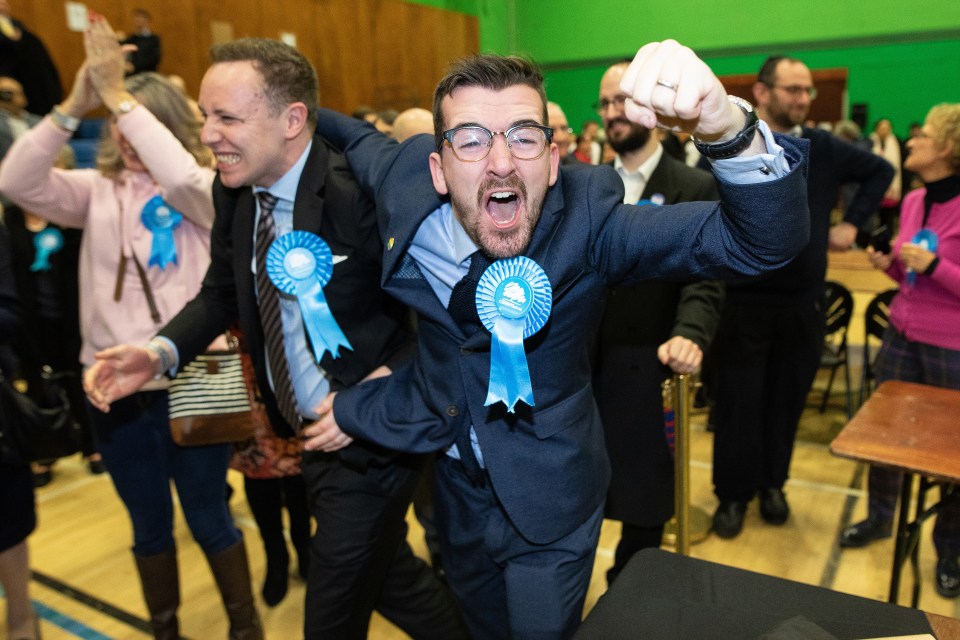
[{"left": 575, "top": 549, "right": 933, "bottom": 639}]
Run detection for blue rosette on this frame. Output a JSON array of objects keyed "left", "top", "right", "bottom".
[
  {"left": 30, "top": 227, "right": 64, "bottom": 272},
  {"left": 906, "top": 228, "right": 938, "bottom": 288},
  {"left": 266, "top": 230, "right": 353, "bottom": 362},
  {"left": 476, "top": 256, "right": 552, "bottom": 412},
  {"left": 140, "top": 195, "right": 183, "bottom": 269}
]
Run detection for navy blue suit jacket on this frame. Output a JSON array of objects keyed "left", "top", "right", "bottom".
[{"left": 319, "top": 109, "right": 810, "bottom": 544}]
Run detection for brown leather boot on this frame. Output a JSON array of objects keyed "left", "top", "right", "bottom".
[
  {"left": 205, "top": 538, "right": 264, "bottom": 640},
  {"left": 133, "top": 549, "right": 180, "bottom": 640}
]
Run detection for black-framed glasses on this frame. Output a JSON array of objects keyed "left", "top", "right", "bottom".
[
  {"left": 441, "top": 124, "right": 554, "bottom": 162},
  {"left": 594, "top": 95, "right": 628, "bottom": 115},
  {"left": 770, "top": 84, "right": 818, "bottom": 100}
]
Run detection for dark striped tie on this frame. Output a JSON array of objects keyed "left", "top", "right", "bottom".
[
  {"left": 446, "top": 251, "right": 491, "bottom": 484},
  {"left": 254, "top": 191, "right": 301, "bottom": 431}
]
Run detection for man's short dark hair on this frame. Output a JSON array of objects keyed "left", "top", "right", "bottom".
[
  {"left": 210, "top": 38, "right": 319, "bottom": 129},
  {"left": 432, "top": 54, "right": 547, "bottom": 150},
  {"left": 757, "top": 55, "right": 803, "bottom": 86}
]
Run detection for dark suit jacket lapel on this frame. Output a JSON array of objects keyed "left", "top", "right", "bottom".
[
  {"left": 642, "top": 154, "right": 680, "bottom": 203},
  {"left": 292, "top": 140, "right": 327, "bottom": 234},
  {"left": 523, "top": 171, "right": 575, "bottom": 303}
]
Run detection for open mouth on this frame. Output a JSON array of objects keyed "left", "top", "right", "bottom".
[
  {"left": 481, "top": 178, "right": 527, "bottom": 229},
  {"left": 486, "top": 190, "right": 520, "bottom": 227}
]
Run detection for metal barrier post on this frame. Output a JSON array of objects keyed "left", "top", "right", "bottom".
[{"left": 662, "top": 374, "right": 711, "bottom": 553}]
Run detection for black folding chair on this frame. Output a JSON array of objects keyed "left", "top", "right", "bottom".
[
  {"left": 818, "top": 281, "right": 854, "bottom": 418},
  {"left": 858, "top": 288, "right": 898, "bottom": 407}
]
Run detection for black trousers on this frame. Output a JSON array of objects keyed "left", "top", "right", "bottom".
[
  {"left": 299, "top": 449, "right": 467, "bottom": 640},
  {"left": 710, "top": 298, "right": 823, "bottom": 501},
  {"left": 243, "top": 475, "right": 311, "bottom": 576}
]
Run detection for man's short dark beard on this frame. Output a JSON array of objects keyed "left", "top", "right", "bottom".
[{"left": 607, "top": 122, "right": 650, "bottom": 155}]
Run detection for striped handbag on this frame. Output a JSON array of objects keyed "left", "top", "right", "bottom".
[{"left": 167, "top": 334, "right": 257, "bottom": 446}]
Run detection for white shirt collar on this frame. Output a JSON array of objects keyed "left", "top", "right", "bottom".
[{"left": 614, "top": 142, "right": 664, "bottom": 184}]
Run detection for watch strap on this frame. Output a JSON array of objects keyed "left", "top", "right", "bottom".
[
  {"left": 50, "top": 106, "right": 81, "bottom": 133},
  {"left": 693, "top": 97, "right": 759, "bottom": 160}
]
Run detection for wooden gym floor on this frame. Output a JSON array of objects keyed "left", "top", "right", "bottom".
[{"left": 6, "top": 251, "right": 960, "bottom": 639}]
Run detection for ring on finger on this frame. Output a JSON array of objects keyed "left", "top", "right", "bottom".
[{"left": 656, "top": 79, "right": 678, "bottom": 91}]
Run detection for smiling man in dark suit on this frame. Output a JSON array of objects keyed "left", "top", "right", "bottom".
[
  {"left": 84, "top": 38, "right": 466, "bottom": 640},
  {"left": 305, "top": 40, "right": 811, "bottom": 639},
  {"left": 592, "top": 60, "right": 723, "bottom": 585}
]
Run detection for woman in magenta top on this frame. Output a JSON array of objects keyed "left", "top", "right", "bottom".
[{"left": 839, "top": 103, "right": 960, "bottom": 599}]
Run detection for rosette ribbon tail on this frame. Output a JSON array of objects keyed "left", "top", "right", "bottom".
[
  {"left": 294, "top": 276, "right": 353, "bottom": 362},
  {"left": 485, "top": 316, "right": 534, "bottom": 413},
  {"left": 30, "top": 228, "right": 64, "bottom": 272},
  {"left": 29, "top": 246, "right": 54, "bottom": 271},
  {"left": 141, "top": 195, "right": 183, "bottom": 271},
  {"left": 148, "top": 227, "right": 179, "bottom": 269}
]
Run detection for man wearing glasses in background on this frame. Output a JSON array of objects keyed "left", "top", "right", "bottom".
[
  {"left": 307, "top": 42, "right": 810, "bottom": 639},
  {"left": 708, "top": 56, "right": 895, "bottom": 540}
]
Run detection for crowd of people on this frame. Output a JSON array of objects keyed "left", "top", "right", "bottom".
[{"left": 0, "top": 4, "right": 958, "bottom": 640}]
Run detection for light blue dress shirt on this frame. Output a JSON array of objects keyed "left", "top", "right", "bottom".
[{"left": 250, "top": 141, "right": 332, "bottom": 420}]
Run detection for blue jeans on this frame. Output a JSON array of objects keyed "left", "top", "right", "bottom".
[{"left": 88, "top": 391, "right": 238, "bottom": 557}]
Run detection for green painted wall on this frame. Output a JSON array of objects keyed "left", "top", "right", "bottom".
[
  {"left": 544, "top": 36, "right": 960, "bottom": 140},
  {"left": 404, "top": 0, "right": 960, "bottom": 138},
  {"left": 510, "top": 0, "right": 960, "bottom": 63},
  {"left": 473, "top": 0, "right": 960, "bottom": 139}
]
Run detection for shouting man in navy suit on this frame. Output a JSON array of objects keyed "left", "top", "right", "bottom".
[{"left": 306, "top": 40, "right": 810, "bottom": 639}]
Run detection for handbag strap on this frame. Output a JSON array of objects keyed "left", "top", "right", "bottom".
[
  {"left": 111, "top": 184, "right": 162, "bottom": 325},
  {"left": 113, "top": 248, "right": 161, "bottom": 325}
]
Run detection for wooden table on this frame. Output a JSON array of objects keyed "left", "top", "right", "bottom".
[
  {"left": 827, "top": 248, "right": 897, "bottom": 295},
  {"left": 929, "top": 611, "right": 960, "bottom": 640},
  {"left": 831, "top": 380, "right": 960, "bottom": 607}
]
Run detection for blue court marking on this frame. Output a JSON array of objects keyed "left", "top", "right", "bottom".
[{"left": 33, "top": 599, "right": 114, "bottom": 640}]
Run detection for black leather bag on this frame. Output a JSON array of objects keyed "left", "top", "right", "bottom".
[{"left": 0, "top": 366, "right": 82, "bottom": 465}]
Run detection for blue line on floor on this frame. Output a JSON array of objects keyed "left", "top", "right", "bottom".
[{"left": 33, "top": 599, "right": 114, "bottom": 640}]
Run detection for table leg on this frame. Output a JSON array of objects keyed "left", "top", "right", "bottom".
[
  {"left": 889, "top": 473, "right": 914, "bottom": 604},
  {"left": 910, "top": 478, "right": 933, "bottom": 607}
]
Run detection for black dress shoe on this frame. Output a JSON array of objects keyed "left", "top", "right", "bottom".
[
  {"left": 839, "top": 516, "right": 892, "bottom": 548},
  {"left": 937, "top": 556, "right": 960, "bottom": 598},
  {"left": 87, "top": 458, "right": 106, "bottom": 475},
  {"left": 713, "top": 501, "right": 747, "bottom": 539},
  {"left": 759, "top": 488, "right": 790, "bottom": 525}
]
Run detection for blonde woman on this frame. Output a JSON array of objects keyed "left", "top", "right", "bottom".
[{"left": 0, "top": 14, "right": 261, "bottom": 639}]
